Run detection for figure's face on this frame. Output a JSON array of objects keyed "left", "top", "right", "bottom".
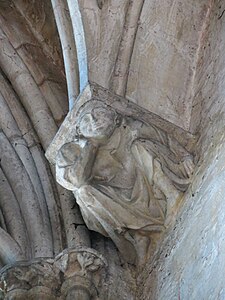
[{"left": 78, "top": 106, "right": 116, "bottom": 139}]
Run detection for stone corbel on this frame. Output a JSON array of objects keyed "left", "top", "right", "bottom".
[
  {"left": 46, "top": 82, "right": 196, "bottom": 164},
  {"left": 46, "top": 81, "right": 197, "bottom": 265}
]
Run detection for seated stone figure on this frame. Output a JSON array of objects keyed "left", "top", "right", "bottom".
[{"left": 56, "top": 100, "right": 194, "bottom": 264}]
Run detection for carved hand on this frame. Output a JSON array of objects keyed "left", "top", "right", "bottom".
[{"left": 56, "top": 139, "right": 98, "bottom": 189}]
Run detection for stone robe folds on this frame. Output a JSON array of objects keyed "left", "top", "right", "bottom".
[
  {"left": 75, "top": 143, "right": 167, "bottom": 262},
  {"left": 57, "top": 126, "right": 172, "bottom": 263},
  {"left": 56, "top": 114, "right": 193, "bottom": 263}
]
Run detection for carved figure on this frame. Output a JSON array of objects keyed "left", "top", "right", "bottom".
[{"left": 56, "top": 100, "right": 194, "bottom": 264}]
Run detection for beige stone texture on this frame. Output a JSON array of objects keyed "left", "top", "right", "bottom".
[
  {"left": 138, "top": 1, "right": 225, "bottom": 299},
  {"left": 1, "top": 0, "right": 225, "bottom": 299},
  {"left": 126, "top": 0, "right": 210, "bottom": 130}
]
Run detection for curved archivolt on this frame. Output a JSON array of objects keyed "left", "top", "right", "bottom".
[{"left": 0, "top": 0, "right": 85, "bottom": 267}]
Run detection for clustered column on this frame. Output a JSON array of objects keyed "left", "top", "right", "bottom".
[{"left": 0, "top": 247, "right": 106, "bottom": 300}]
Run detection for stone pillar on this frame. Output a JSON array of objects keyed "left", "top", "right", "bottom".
[
  {"left": 0, "top": 259, "right": 60, "bottom": 300},
  {"left": 55, "top": 247, "right": 107, "bottom": 300},
  {"left": 0, "top": 248, "right": 107, "bottom": 299}
]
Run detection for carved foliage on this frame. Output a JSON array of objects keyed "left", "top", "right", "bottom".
[
  {"left": 0, "top": 259, "right": 60, "bottom": 299},
  {"left": 0, "top": 248, "right": 107, "bottom": 299}
]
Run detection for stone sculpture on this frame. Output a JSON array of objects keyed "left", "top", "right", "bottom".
[
  {"left": 0, "top": 247, "right": 106, "bottom": 299},
  {"left": 55, "top": 97, "right": 195, "bottom": 264}
]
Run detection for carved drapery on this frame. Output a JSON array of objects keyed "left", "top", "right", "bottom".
[{"left": 46, "top": 82, "right": 196, "bottom": 265}]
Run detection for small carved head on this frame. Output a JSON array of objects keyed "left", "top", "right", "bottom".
[{"left": 76, "top": 100, "right": 120, "bottom": 141}]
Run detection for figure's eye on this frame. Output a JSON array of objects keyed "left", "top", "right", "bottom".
[
  {"left": 94, "top": 109, "right": 114, "bottom": 123},
  {"left": 92, "top": 108, "right": 108, "bottom": 118},
  {"left": 92, "top": 111, "right": 101, "bottom": 119},
  {"left": 82, "top": 115, "right": 92, "bottom": 124}
]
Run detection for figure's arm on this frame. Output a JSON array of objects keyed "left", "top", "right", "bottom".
[
  {"left": 56, "top": 139, "right": 98, "bottom": 190},
  {"left": 132, "top": 134, "right": 195, "bottom": 191},
  {"left": 133, "top": 118, "right": 195, "bottom": 176},
  {"left": 133, "top": 120, "right": 168, "bottom": 145}
]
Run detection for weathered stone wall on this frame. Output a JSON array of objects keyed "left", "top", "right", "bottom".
[
  {"left": 126, "top": 0, "right": 209, "bottom": 130},
  {"left": 138, "top": 1, "right": 225, "bottom": 299},
  {"left": 79, "top": 0, "right": 210, "bottom": 130}
]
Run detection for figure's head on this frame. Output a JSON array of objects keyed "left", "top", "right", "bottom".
[{"left": 76, "top": 101, "right": 120, "bottom": 140}]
